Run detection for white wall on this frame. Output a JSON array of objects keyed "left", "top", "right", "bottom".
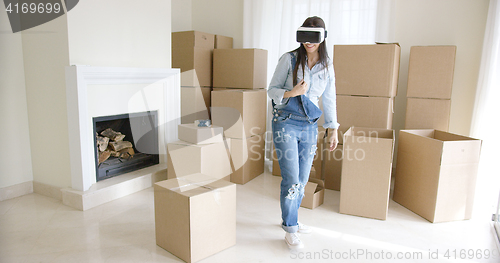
[
  {"left": 393, "top": 0, "right": 489, "bottom": 136},
  {"left": 172, "top": 0, "right": 192, "bottom": 32},
  {"left": 20, "top": 1, "right": 173, "bottom": 191},
  {"left": 0, "top": 10, "right": 34, "bottom": 189},
  {"left": 191, "top": 0, "right": 244, "bottom": 48},
  {"left": 21, "top": 13, "right": 72, "bottom": 189},
  {"left": 67, "top": 0, "right": 172, "bottom": 68}
]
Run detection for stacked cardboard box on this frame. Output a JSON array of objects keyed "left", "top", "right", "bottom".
[
  {"left": 172, "top": 31, "right": 234, "bottom": 124},
  {"left": 339, "top": 127, "right": 395, "bottom": 220},
  {"left": 326, "top": 43, "right": 401, "bottom": 191},
  {"left": 393, "top": 129, "right": 481, "bottom": 223},
  {"left": 211, "top": 88, "right": 267, "bottom": 184},
  {"left": 154, "top": 173, "right": 236, "bottom": 263},
  {"left": 167, "top": 124, "right": 232, "bottom": 181},
  {"left": 213, "top": 49, "right": 268, "bottom": 89},
  {"left": 211, "top": 48, "right": 268, "bottom": 185},
  {"left": 405, "top": 46, "right": 456, "bottom": 131}
]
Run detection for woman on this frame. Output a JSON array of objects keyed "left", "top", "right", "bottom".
[{"left": 268, "top": 16, "right": 339, "bottom": 249}]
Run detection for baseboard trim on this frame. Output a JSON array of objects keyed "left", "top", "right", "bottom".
[
  {"left": 61, "top": 164, "right": 167, "bottom": 211},
  {"left": 0, "top": 181, "right": 34, "bottom": 201},
  {"left": 33, "top": 181, "right": 63, "bottom": 200}
]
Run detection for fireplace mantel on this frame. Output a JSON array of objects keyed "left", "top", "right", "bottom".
[{"left": 65, "top": 65, "right": 180, "bottom": 194}]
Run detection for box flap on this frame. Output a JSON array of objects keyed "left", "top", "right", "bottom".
[
  {"left": 304, "top": 181, "right": 318, "bottom": 194},
  {"left": 308, "top": 177, "right": 325, "bottom": 190}
]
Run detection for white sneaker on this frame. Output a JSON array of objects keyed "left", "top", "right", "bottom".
[
  {"left": 298, "top": 222, "right": 312, "bottom": 234},
  {"left": 285, "top": 232, "right": 304, "bottom": 249}
]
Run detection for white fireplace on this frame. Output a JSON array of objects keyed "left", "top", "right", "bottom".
[{"left": 62, "top": 65, "right": 180, "bottom": 210}]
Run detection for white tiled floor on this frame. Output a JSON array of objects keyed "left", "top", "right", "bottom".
[{"left": 1, "top": 161, "right": 499, "bottom": 263}]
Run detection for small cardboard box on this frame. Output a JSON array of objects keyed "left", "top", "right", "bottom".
[
  {"left": 154, "top": 173, "right": 236, "bottom": 263},
  {"left": 336, "top": 95, "right": 394, "bottom": 143},
  {"left": 323, "top": 144, "right": 343, "bottom": 191},
  {"left": 215, "top": 35, "right": 233, "bottom": 49},
  {"left": 405, "top": 98, "right": 451, "bottom": 131},
  {"left": 227, "top": 134, "right": 265, "bottom": 184},
  {"left": 339, "top": 127, "right": 395, "bottom": 220},
  {"left": 167, "top": 140, "right": 231, "bottom": 181},
  {"left": 211, "top": 89, "right": 267, "bottom": 139},
  {"left": 301, "top": 177, "right": 325, "bottom": 209},
  {"left": 213, "top": 48, "right": 268, "bottom": 89},
  {"left": 393, "top": 129, "right": 482, "bottom": 223},
  {"left": 406, "top": 46, "right": 456, "bottom": 99},
  {"left": 334, "top": 44, "right": 400, "bottom": 97},
  {"left": 178, "top": 124, "right": 223, "bottom": 145},
  {"left": 172, "top": 31, "right": 215, "bottom": 87},
  {"left": 181, "top": 86, "right": 211, "bottom": 124}
]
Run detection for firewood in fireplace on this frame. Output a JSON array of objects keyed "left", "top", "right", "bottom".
[
  {"left": 119, "top": 147, "right": 135, "bottom": 157},
  {"left": 96, "top": 136, "right": 110, "bottom": 152},
  {"left": 98, "top": 150, "right": 112, "bottom": 165},
  {"left": 101, "top": 128, "right": 126, "bottom": 142},
  {"left": 109, "top": 141, "right": 133, "bottom": 152}
]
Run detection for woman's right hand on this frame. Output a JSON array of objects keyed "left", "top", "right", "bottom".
[{"left": 284, "top": 79, "right": 308, "bottom": 98}]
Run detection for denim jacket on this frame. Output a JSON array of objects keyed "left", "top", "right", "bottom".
[{"left": 268, "top": 51, "right": 340, "bottom": 129}]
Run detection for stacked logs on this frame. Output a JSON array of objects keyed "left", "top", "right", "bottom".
[{"left": 96, "top": 128, "right": 135, "bottom": 165}]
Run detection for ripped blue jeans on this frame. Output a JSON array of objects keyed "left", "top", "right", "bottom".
[{"left": 272, "top": 108, "right": 318, "bottom": 233}]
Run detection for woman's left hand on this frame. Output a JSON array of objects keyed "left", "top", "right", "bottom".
[{"left": 327, "top": 128, "right": 338, "bottom": 151}]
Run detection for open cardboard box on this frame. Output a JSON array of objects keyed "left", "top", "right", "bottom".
[
  {"left": 393, "top": 129, "right": 482, "bottom": 223},
  {"left": 301, "top": 167, "right": 325, "bottom": 209},
  {"left": 339, "top": 127, "right": 395, "bottom": 220}
]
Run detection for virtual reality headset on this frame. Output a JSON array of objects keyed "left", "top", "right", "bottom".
[{"left": 296, "top": 27, "right": 327, "bottom": 44}]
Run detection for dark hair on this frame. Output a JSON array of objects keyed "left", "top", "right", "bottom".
[{"left": 292, "top": 16, "right": 329, "bottom": 86}]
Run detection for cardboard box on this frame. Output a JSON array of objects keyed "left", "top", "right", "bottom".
[
  {"left": 393, "top": 129, "right": 481, "bottom": 223},
  {"left": 172, "top": 31, "right": 215, "bottom": 87},
  {"left": 339, "top": 127, "right": 395, "bottom": 220},
  {"left": 181, "top": 86, "right": 211, "bottom": 124},
  {"left": 405, "top": 98, "right": 451, "bottom": 131},
  {"left": 167, "top": 140, "right": 231, "bottom": 180},
  {"left": 334, "top": 44, "right": 400, "bottom": 97},
  {"left": 336, "top": 95, "right": 394, "bottom": 143},
  {"left": 323, "top": 144, "right": 343, "bottom": 191},
  {"left": 211, "top": 89, "right": 267, "bottom": 139},
  {"left": 173, "top": 49, "right": 213, "bottom": 87},
  {"left": 406, "top": 46, "right": 456, "bottom": 99},
  {"left": 228, "top": 134, "right": 265, "bottom": 184},
  {"left": 154, "top": 173, "right": 236, "bottom": 263},
  {"left": 172, "top": 31, "right": 215, "bottom": 49},
  {"left": 215, "top": 35, "right": 233, "bottom": 49},
  {"left": 178, "top": 124, "right": 223, "bottom": 145},
  {"left": 213, "top": 49, "right": 268, "bottom": 89},
  {"left": 301, "top": 177, "right": 325, "bottom": 209}
]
